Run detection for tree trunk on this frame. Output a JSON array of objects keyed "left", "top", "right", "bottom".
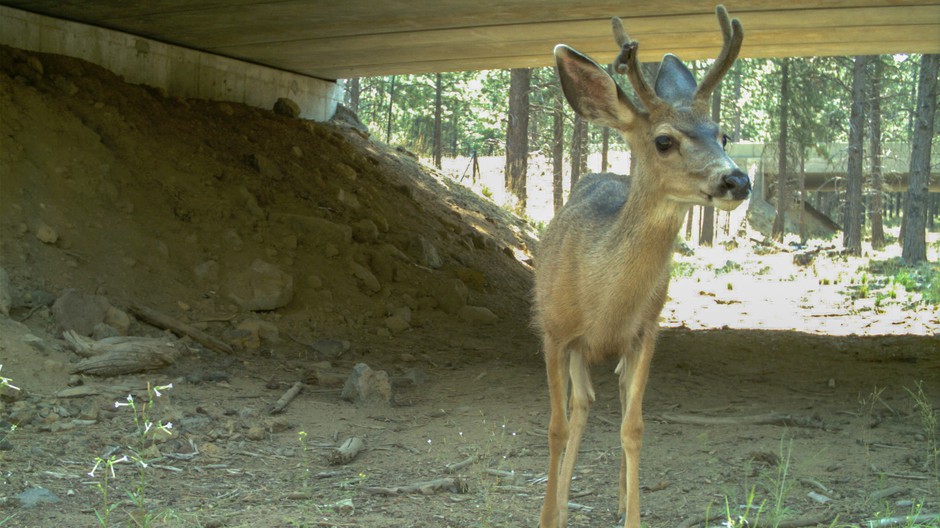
[
  {"left": 346, "top": 78, "right": 361, "bottom": 113},
  {"left": 505, "top": 68, "right": 531, "bottom": 209},
  {"left": 570, "top": 114, "right": 586, "bottom": 190},
  {"left": 552, "top": 92, "right": 565, "bottom": 213},
  {"left": 771, "top": 59, "right": 790, "bottom": 241},
  {"left": 844, "top": 55, "right": 870, "bottom": 255},
  {"left": 902, "top": 54, "right": 939, "bottom": 264},
  {"left": 869, "top": 58, "right": 886, "bottom": 250},
  {"left": 433, "top": 73, "right": 443, "bottom": 169},
  {"left": 385, "top": 75, "right": 397, "bottom": 143},
  {"left": 700, "top": 85, "right": 721, "bottom": 246}
]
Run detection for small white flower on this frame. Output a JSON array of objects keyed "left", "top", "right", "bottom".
[{"left": 87, "top": 459, "right": 101, "bottom": 477}]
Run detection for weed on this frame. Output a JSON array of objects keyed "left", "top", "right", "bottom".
[
  {"left": 89, "top": 383, "right": 174, "bottom": 528},
  {"left": 671, "top": 261, "right": 697, "bottom": 278},
  {"left": 905, "top": 381, "right": 939, "bottom": 484},
  {"left": 480, "top": 185, "right": 493, "bottom": 199},
  {"left": 760, "top": 438, "right": 796, "bottom": 526}
]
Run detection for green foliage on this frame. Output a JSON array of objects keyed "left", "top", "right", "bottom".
[{"left": 867, "top": 258, "right": 940, "bottom": 304}]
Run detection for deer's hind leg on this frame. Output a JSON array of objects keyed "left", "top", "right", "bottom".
[{"left": 616, "top": 324, "right": 658, "bottom": 528}]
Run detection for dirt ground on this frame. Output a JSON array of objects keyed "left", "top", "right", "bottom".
[{"left": 1, "top": 45, "right": 938, "bottom": 528}]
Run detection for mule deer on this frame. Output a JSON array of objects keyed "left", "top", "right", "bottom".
[{"left": 535, "top": 6, "right": 748, "bottom": 527}]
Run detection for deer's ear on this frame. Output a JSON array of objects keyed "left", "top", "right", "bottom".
[
  {"left": 555, "top": 45, "right": 637, "bottom": 129},
  {"left": 654, "top": 54, "right": 697, "bottom": 108}
]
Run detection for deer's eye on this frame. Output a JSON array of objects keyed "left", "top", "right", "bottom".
[
  {"left": 721, "top": 134, "right": 731, "bottom": 149},
  {"left": 654, "top": 135, "right": 674, "bottom": 152}
]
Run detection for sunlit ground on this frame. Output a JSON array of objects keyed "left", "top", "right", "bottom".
[{"left": 437, "top": 153, "right": 939, "bottom": 337}]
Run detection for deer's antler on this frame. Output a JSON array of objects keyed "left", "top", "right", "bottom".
[
  {"left": 611, "top": 16, "right": 662, "bottom": 114},
  {"left": 694, "top": 5, "right": 744, "bottom": 106}
]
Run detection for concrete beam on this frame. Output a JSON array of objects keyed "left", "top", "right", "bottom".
[{"left": 0, "top": 5, "right": 343, "bottom": 121}]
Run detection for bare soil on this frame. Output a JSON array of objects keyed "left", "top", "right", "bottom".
[{"left": 1, "top": 45, "right": 938, "bottom": 528}]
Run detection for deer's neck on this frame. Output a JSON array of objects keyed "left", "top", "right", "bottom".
[{"left": 606, "top": 172, "right": 688, "bottom": 276}]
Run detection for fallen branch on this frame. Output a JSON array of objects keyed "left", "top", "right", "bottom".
[
  {"left": 66, "top": 332, "right": 179, "bottom": 376},
  {"left": 328, "top": 437, "right": 364, "bottom": 466},
  {"left": 364, "top": 477, "right": 467, "bottom": 496},
  {"left": 269, "top": 381, "right": 304, "bottom": 414},
  {"left": 681, "top": 513, "right": 831, "bottom": 528},
  {"left": 659, "top": 412, "right": 825, "bottom": 429},
  {"left": 444, "top": 454, "right": 477, "bottom": 474},
  {"left": 130, "top": 304, "right": 233, "bottom": 354},
  {"left": 864, "top": 514, "right": 940, "bottom": 528}
]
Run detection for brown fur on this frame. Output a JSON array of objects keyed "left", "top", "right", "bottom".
[{"left": 536, "top": 7, "right": 747, "bottom": 528}]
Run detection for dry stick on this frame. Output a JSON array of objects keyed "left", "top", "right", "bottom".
[
  {"left": 364, "top": 477, "right": 467, "bottom": 496},
  {"left": 659, "top": 412, "right": 825, "bottom": 429},
  {"left": 269, "top": 381, "right": 304, "bottom": 414},
  {"left": 681, "top": 513, "right": 831, "bottom": 528},
  {"left": 328, "top": 437, "right": 364, "bottom": 466},
  {"left": 130, "top": 303, "right": 234, "bottom": 354},
  {"left": 444, "top": 454, "right": 477, "bottom": 473}
]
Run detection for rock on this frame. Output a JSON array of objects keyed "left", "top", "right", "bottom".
[
  {"left": 341, "top": 363, "right": 391, "bottom": 405},
  {"left": 35, "top": 222, "right": 58, "bottom": 244},
  {"left": 337, "top": 188, "right": 361, "bottom": 209},
  {"left": 248, "top": 153, "right": 284, "bottom": 180},
  {"left": 334, "top": 162, "right": 358, "bottom": 181},
  {"left": 246, "top": 426, "right": 266, "bottom": 441},
  {"left": 435, "top": 279, "right": 468, "bottom": 315},
  {"left": 15, "top": 487, "right": 60, "bottom": 508},
  {"left": 104, "top": 306, "right": 131, "bottom": 334},
  {"left": 273, "top": 97, "right": 300, "bottom": 118},
  {"left": 225, "top": 259, "right": 294, "bottom": 311},
  {"left": 330, "top": 104, "right": 370, "bottom": 135},
  {"left": 0, "top": 266, "right": 11, "bottom": 316},
  {"left": 352, "top": 219, "right": 379, "bottom": 243},
  {"left": 384, "top": 315, "right": 410, "bottom": 334},
  {"left": 272, "top": 213, "right": 352, "bottom": 247},
  {"left": 458, "top": 305, "right": 499, "bottom": 325},
  {"left": 408, "top": 235, "right": 442, "bottom": 269},
  {"left": 194, "top": 260, "right": 220, "bottom": 286},
  {"left": 350, "top": 262, "right": 381, "bottom": 294},
  {"left": 310, "top": 339, "right": 351, "bottom": 358},
  {"left": 52, "top": 289, "right": 111, "bottom": 335},
  {"left": 233, "top": 318, "right": 280, "bottom": 350},
  {"left": 456, "top": 268, "right": 486, "bottom": 292},
  {"left": 92, "top": 323, "right": 120, "bottom": 340}
]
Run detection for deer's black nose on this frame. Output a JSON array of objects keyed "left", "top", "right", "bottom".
[{"left": 720, "top": 169, "right": 751, "bottom": 200}]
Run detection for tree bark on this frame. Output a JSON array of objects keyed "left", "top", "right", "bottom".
[
  {"left": 902, "top": 54, "right": 939, "bottom": 264},
  {"left": 868, "top": 58, "right": 886, "bottom": 250},
  {"left": 433, "top": 73, "right": 443, "bottom": 169},
  {"left": 552, "top": 92, "right": 565, "bottom": 213},
  {"left": 844, "top": 55, "right": 870, "bottom": 255},
  {"left": 771, "top": 59, "right": 790, "bottom": 241},
  {"left": 570, "top": 114, "right": 586, "bottom": 190},
  {"left": 345, "top": 78, "right": 361, "bottom": 114},
  {"left": 701, "top": 85, "right": 721, "bottom": 246},
  {"left": 505, "top": 68, "right": 531, "bottom": 208},
  {"left": 385, "top": 75, "right": 397, "bottom": 143}
]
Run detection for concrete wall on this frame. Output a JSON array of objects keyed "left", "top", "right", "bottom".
[{"left": 0, "top": 5, "right": 343, "bottom": 121}]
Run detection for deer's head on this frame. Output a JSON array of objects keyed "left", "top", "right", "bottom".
[{"left": 555, "top": 5, "right": 750, "bottom": 211}]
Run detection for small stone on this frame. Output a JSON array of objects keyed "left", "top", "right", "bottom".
[
  {"left": 291, "top": 145, "right": 303, "bottom": 158},
  {"left": 334, "top": 162, "right": 358, "bottom": 181},
  {"left": 224, "top": 259, "right": 294, "bottom": 311},
  {"left": 352, "top": 219, "right": 379, "bottom": 243},
  {"left": 273, "top": 97, "right": 300, "bottom": 118},
  {"left": 246, "top": 426, "right": 266, "bottom": 441},
  {"left": 436, "top": 279, "right": 468, "bottom": 315},
  {"left": 310, "top": 339, "right": 351, "bottom": 357},
  {"left": 341, "top": 363, "right": 392, "bottom": 405},
  {"left": 408, "top": 235, "right": 442, "bottom": 269},
  {"left": 350, "top": 262, "right": 380, "bottom": 294},
  {"left": 384, "top": 315, "right": 410, "bottom": 335},
  {"left": 14, "top": 487, "right": 60, "bottom": 508},
  {"left": 35, "top": 223, "right": 58, "bottom": 244},
  {"left": 458, "top": 305, "right": 499, "bottom": 324}
]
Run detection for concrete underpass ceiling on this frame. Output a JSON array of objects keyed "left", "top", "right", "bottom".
[{"left": 2, "top": 1, "right": 939, "bottom": 81}]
